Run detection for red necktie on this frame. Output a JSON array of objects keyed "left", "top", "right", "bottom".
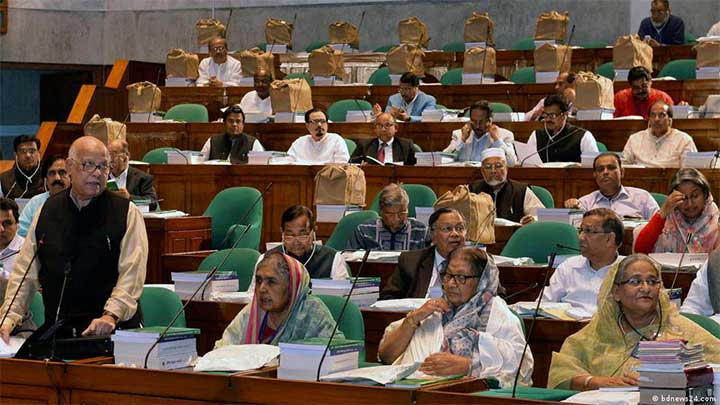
[{"left": 378, "top": 142, "right": 387, "bottom": 163}]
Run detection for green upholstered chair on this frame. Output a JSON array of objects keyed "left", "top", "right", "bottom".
[
  {"left": 29, "top": 292, "right": 45, "bottom": 327},
  {"left": 255, "top": 43, "right": 267, "bottom": 51},
  {"left": 684, "top": 32, "right": 697, "bottom": 45},
  {"left": 411, "top": 143, "right": 423, "bottom": 153},
  {"left": 327, "top": 99, "right": 373, "bottom": 122},
  {"left": 509, "top": 67, "right": 535, "bottom": 84},
  {"left": 529, "top": 185, "right": 555, "bottom": 209},
  {"left": 500, "top": 222, "right": 580, "bottom": 264},
  {"left": 305, "top": 40, "right": 329, "bottom": 52},
  {"left": 198, "top": 248, "right": 261, "bottom": 291},
  {"left": 490, "top": 102, "right": 513, "bottom": 113},
  {"left": 325, "top": 210, "right": 379, "bottom": 251},
  {"left": 650, "top": 192, "right": 668, "bottom": 207},
  {"left": 373, "top": 44, "right": 397, "bottom": 53},
  {"left": 164, "top": 103, "right": 209, "bottom": 123},
  {"left": 510, "top": 37, "right": 535, "bottom": 51},
  {"left": 369, "top": 184, "right": 437, "bottom": 218},
  {"left": 441, "top": 41, "right": 466, "bottom": 52},
  {"left": 367, "top": 67, "right": 392, "bottom": 85},
  {"left": 203, "top": 187, "right": 263, "bottom": 250},
  {"left": 596, "top": 141, "right": 608, "bottom": 152},
  {"left": 315, "top": 295, "right": 366, "bottom": 360},
  {"left": 595, "top": 62, "right": 615, "bottom": 80},
  {"left": 658, "top": 59, "right": 696, "bottom": 80},
  {"left": 681, "top": 312, "right": 720, "bottom": 339},
  {"left": 139, "top": 287, "right": 186, "bottom": 327},
  {"left": 475, "top": 387, "right": 579, "bottom": 401},
  {"left": 578, "top": 41, "right": 608, "bottom": 49},
  {"left": 344, "top": 138, "right": 357, "bottom": 155},
  {"left": 440, "top": 68, "right": 463, "bottom": 85},
  {"left": 141, "top": 147, "right": 174, "bottom": 164},
  {"left": 284, "top": 71, "right": 315, "bottom": 85}
]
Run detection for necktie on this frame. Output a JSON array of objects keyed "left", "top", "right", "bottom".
[{"left": 377, "top": 142, "right": 388, "bottom": 163}]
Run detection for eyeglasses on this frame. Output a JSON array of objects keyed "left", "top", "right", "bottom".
[
  {"left": 398, "top": 86, "right": 415, "bottom": 93},
  {"left": 71, "top": 159, "right": 110, "bottom": 173},
  {"left": 18, "top": 147, "right": 39, "bottom": 155},
  {"left": 540, "top": 112, "right": 564, "bottom": 120},
  {"left": 440, "top": 272, "right": 479, "bottom": 285},
  {"left": 482, "top": 163, "right": 506, "bottom": 170},
  {"left": 210, "top": 46, "right": 227, "bottom": 52},
  {"left": 109, "top": 153, "right": 127, "bottom": 160},
  {"left": 309, "top": 119, "right": 327, "bottom": 125},
  {"left": 616, "top": 278, "right": 661, "bottom": 288},
  {"left": 434, "top": 224, "right": 466, "bottom": 234},
  {"left": 375, "top": 123, "right": 395, "bottom": 129},
  {"left": 283, "top": 232, "right": 314, "bottom": 242},
  {"left": 578, "top": 228, "right": 609, "bottom": 235}
]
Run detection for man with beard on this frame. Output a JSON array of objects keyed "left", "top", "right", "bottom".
[
  {"left": 287, "top": 108, "right": 349, "bottom": 164},
  {"left": 17, "top": 155, "right": 71, "bottom": 237},
  {"left": 444, "top": 101, "right": 517, "bottom": 165},
  {"left": 0, "top": 135, "right": 44, "bottom": 199},
  {"left": 637, "top": 0, "right": 684, "bottom": 45},
  {"left": 614, "top": 66, "right": 674, "bottom": 119}
]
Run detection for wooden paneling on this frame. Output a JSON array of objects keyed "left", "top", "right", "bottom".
[{"left": 144, "top": 216, "right": 212, "bottom": 283}]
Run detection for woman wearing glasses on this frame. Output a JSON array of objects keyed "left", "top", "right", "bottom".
[
  {"left": 377, "top": 246, "right": 533, "bottom": 387},
  {"left": 548, "top": 254, "right": 720, "bottom": 390}
]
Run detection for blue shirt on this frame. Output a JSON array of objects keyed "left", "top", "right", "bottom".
[
  {"left": 18, "top": 191, "right": 50, "bottom": 237},
  {"left": 456, "top": 132, "right": 507, "bottom": 162},
  {"left": 385, "top": 91, "right": 437, "bottom": 121},
  {"left": 578, "top": 186, "right": 659, "bottom": 220}
]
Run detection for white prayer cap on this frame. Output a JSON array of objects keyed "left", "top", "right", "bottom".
[{"left": 480, "top": 148, "right": 506, "bottom": 162}]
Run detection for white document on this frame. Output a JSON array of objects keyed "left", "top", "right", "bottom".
[
  {"left": 563, "top": 389, "right": 639, "bottom": 405},
  {"left": 320, "top": 363, "right": 419, "bottom": 385},
  {"left": 0, "top": 337, "right": 25, "bottom": 358},
  {"left": 341, "top": 251, "right": 402, "bottom": 262},
  {"left": 513, "top": 141, "right": 543, "bottom": 167},
  {"left": 194, "top": 344, "right": 279, "bottom": 372},
  {"left": 649, "top": 253, "right": 708, "bottom": 270},
  {"left": 369, "top": 298, "right": 429, "bottom": 312}
]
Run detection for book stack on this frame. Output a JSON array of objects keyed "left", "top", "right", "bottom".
[
  {"left": 112, "top": 326, "right": 200, "bottom": 370},
  {"left": 311, "top": 277, "right": 381, "bottom": 308},
  {"left": 171, "top": 271, "right": 239, "bottom": 300},
  {"left": 637, "top": 339, "right": 714, "bottom": 405},
  {"left": 278, "top": 337, "right": 364, "bottom": 381}
]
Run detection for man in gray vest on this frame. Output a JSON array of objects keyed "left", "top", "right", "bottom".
[
  {"left": 681, "top": 249, "right": 720, "bottom": 325},
  {"left": 200, "top": 104, "right": 265, "bottom": 163}
]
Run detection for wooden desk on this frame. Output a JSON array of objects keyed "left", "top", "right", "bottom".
[{"left": 144, "top": 216, "right": 212, "bottom": 283}]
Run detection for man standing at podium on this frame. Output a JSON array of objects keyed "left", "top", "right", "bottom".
[{"left": 0, "top": 136, "right": 148, "bottom": 343}]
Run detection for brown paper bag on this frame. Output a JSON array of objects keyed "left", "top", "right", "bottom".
[
  {"left": 695, "top": 40, "right": 720, "bottom": 68},
  {"left": 314, "top": 164, "right": 366, "bottom": 206},
  {"left": 574, "top": 72, "right": 614, "bottom": 110},
  {"left": 239, "top": 48, "right": 275, "bottom": 77},
  {"left": 386, "top": 44, "right": 425, "bottom": 76},
  {"left": 398, "top": 17, "right": 429, "bottom": 48},
  {"left": 534, "top": 43, "right": 572, "bottom": 72},
  {"left": 534, "top": 11, "right": 569, "bottom": 41},
  {"left": 269, "top": 79, "right": 313, "bottom": 113},
  {"left": 166, "top": 49, "right": 200, "bottom": 79},
  {"left": 196, "top": 18, "right": 226, "bottom": 46},
  {"left": 329, "top": 21, "right": 359, "bottom": 49},
  {"left": 126, "top": 82, "right": 161, "bottom": 113},
  {"left": 612, "top": 35, "right": 653, "bottom": 71},
  {"left": 84, "top": 114, "right": 126, "bottom": 144},
  {"left": 265, "top": 18, "right": 293, "bottom": 46},
  {"left": 464, "top": 12, "right": 494, "bottom": 45},
  {"left": 308, "top": 46, "right": 345, "bottom": 78},
  {"left": 463, "top": 47, "right": 497, "bottom": 75},
  {"left": 433, "top": 185, "right": 495, "bottom": 244}
]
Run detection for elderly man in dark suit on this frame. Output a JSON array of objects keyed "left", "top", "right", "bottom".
[
  {"left": 379, "top": 207, "right": 467, "bottom": 300},
  {"left": 108, "top": 140, "right": 158, "bottom": 209},
  {"left": 351, "top": 113, "right": 417, "bottom": 166}
]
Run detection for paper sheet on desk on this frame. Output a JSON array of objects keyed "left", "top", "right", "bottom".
[
  {"left": 491, "top": 255, "right": 534, "bottom": 266},
  {"left": 209, "top": 291, "right": 252, "bottom": 303},
  {"left": 0, "top": 337, "right": 26, "bottom": 358},
  {"left": 370, "top": 298, "right": 429, "bottom": 312},
  {"left": 649, "top": 253, "right": 708, "bottom": 270},
  {"left": 513, "top": 141, "right": 543, "bottom": 167},
  {"left": 563, "top": 389, "right": 639, "bottom": 404},
  {"left": 512, "top": 301, "right": 592, "bottom": 321},
  {"left": 495, "top": 218, "right": 522, "bottom": 227},
  {"left": 194, "top": 344, "right": 279, "bottom": 372},
  {"left": 342, "top": 251, "right": 402, "bottom": 262},
  {"left": 320, "top": 363, "right": 419, "bottom": 385},
  {"left": 143, "top": 210, "right": 189, "bottom": 219}
]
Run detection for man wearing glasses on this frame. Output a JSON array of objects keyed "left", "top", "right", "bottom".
[
  {"left": 351, "top": 113, "right": 417, "bottom": 165},
  {"left": 197, "top": 37, "right": 243, "bottom": 87},
  {"left": 372, "top": 72, "right": 437, "bottom": 122},
  {"left": 613, "top": 66, "right": 673, "bottom": 119},
  {"left": 0, "top": 135, "right": 45, "bottom": 199},
  {"left": 380, "top": 208, "right": 467, "bottom": 300},
  {"left": 287, "top": 108, "right": 350, "bottom": 164},
  {"left": 470, "top": 148, "right": 544, "bottom": 225},
  {"left": 0, "top": 136, "right": 148, "bottom": 343},
  {"left": 542, "top": 208, "right": 625, "bottom": 315},
  {"left": 108, "top": 140, "right": 158, "bottom": 209},
  {"left": 445, "top": 100, "right": 517, "bottom": 165},
  {"left": 245, "top": 205, "right": 349, "bottom": 297},
  {"left": 622, "top": 101, "right": 696, "bottom": 168}
]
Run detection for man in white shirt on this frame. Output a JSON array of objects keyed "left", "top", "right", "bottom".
[
  {"left": 681, "top": 250, "right": 720, "bottom": 325},
  {"left": 238, "top": 69, "right": 272, "bottom": 115},
  {"left": 0, "top": 198, "right": 23, "bottom": 302},
  {"left": 564, "top": 152, "right": 659, "bottom": 220},
  {"left": 622, "top": 101, "right": 697, "bottom": 168},
  {"left": 18, "top": 155, "right": 70, "bottom": 237},
  {"left": 196, "top": 37, "right": 242, "bottom": 87},
  {"left": 444, "top": 101, "right": 517, "bottom": 165},
  {"left": 287, "top": 108, "right": 350, "bottom": 164},
  {"left": 542, "top": 208, "right": 624, "bottom": 314}
]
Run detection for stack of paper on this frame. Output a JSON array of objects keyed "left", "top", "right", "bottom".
[
  {"left": 278, "top": 337, "right": 363, "bottom": 381},
  {"left": 171, "top": 271, "right": 239, "bottom": 300},
  {"left": 415, "top": 152, "right": 455, "bottom": 166},
  {"left": 649, "top": 253, "right": 708, "bottom": 272},
  {"left": 112, "top": 326, "right": 200, "bottom": 370},
  {"left": 341, "top": 250, "right": 401, "bottom": 263},
  {"left": 511, "top": 301, "right": 592, "bottom": 321},
  {"left": 311, "top": 277, "right": 380, "bottom": 308},
  {"left": 142, "top": 210, "right": 188, "bottom": 219},
  {"left": 315, "top": 205, "right": 362, "bottom": 223},
  {"left": 576, "top": 109, "right": 614, "bottom": 120},
  {"left": 536, "top": 208, "right": 584, "bottom": 227}
]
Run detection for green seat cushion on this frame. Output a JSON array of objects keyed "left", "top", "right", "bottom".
[{"left": 474, "top": 387, "right": 578, "bottom": 401}]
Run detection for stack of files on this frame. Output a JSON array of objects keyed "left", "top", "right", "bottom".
[
  {"left": 341, "top": 250, "right": 401, "bottom": 263},
  {"left": 576, "top": 109, "right": 614, "bottom": 120},
  {"left": 112, "top": 326, "right": 200, "bottom": 370},
  {"left": 511, "top": 301, "right": 592, "bottom": 321},
  {"left": 171, "top": 271, "right": 239, "bottom": 300},
  {"left": 682, "top": 152, "right": 719, "bottom": 169},
  {"left": 637, "top": 340, "right": 714, "bottom": 405},
  {"left": 315, "top": 205, "right": 362, "bottom": 223},
  {"left": 311, "top": 277, "right": 380, "bottom": 308},
  {"left": 278, "top": 337, "right": 363, "bottom": 381},
  {"left": 536, "top": 208, "right": 584, "bottom": 227},
  {"left": 415, "top": 152, "right": 455, "bottom": 166}
]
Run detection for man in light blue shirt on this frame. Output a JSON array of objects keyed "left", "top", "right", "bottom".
[
  {"left": 18, "top": 155, "right": 69, "bottom": 237},
  {"left": 444, "top": 101, "right": 517, "bottom": 165},
  {"left": 372, "top": 72, "right": 436, "bottom": 122}
]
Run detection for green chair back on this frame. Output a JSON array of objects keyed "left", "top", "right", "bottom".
[
  {"left": 500, "top": 222, "right": 579, "bottom": 263},
  {"left": 510, "top": 37, "right": 535, "bottom": 51},
  {"left": 326, "top": 210, "right": 379, "bottom": 251},
  {"left": 344, "top": 138, "right": 357, "bottom": 155},
  {"left": 681, "top": 312, "right": 720, "bottom": 339},
  {"left": 411, "top": 143, "right": 423, "bottom": 153},
  {"left": 373, "top": 44, "right": 397, "bottom": 53},
  {"left": 595, "top": 62, "right": 615, "bottom": 80},
  {"left": 203, "top": 187, "right": 263, "bottom": 250},
  {"left": 529, "top": 185, "right": 554, "bottom": 209},
  {"left": 284, "top": 72, "right": 315, "bottom": 85},
  {"left": 369, "top": 184, "right": 437, "bottom": 218},
  {"left": 579, "top": 41, "right": 608, "bottom": 49},
  {"left": 327, "top": 99, "right": 373, "bottom": 122},
  {"left": 164, "top": 103, "right": 209, "bottom": 123},
  {"left": 29, "top": 292, "right": 45, "bottom": 326},
  {"left": 442, "top": 41, "right": 466, "bottom": 52},
  {"left": 596, "top": 141, "right": 608, "bottom": 152},
  {"left": 141, "top": 147, "right": 174, "bottom": 164},
  {"left": 139, "top": 287, "right": 186, "bottom": 327},
  {"left": 658, "top": 59, "right": 697, "bottom": 80},
  {"left": 650, "top": 192, "right": 668, "bottom": 207},
  {"left": 684, "top": 32, "right": 697, "bottom": 45},
  {"left": 367, "top": 67, "right": 392, "bottom": 85},
  {"left": 198, "top": 248, "right": 261, "bottom": 291},
  {"left": 315, "top": 294, "right": 366, "bottom": 360},
  {"left": 305, "top": 40, "right": 329, "bottom": 52},
  {"left": 490, "top": 102, "right": 513, "bottom": 113},
  {"left": 440, "top": 68, "right": 463, "bottom": 85},
  {"left": 476, "top": 387, "right": 578, "bottom": 401},
  {"left": 255, "top": 43, "right": 267, "bottom": 51},
  {"left": 509, "top": 67, "right": 535, "bottom": 84}
]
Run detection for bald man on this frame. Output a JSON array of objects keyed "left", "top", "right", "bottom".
[
  {"left": 197, "top": 37, "right": 243, "bottom": 87},
  {"left": 0, "top": 136, "right": 148, "bottom": 345},
  {"left": 108, "top": 139, "right": 158, "bottom": 209},
  {"left": 239, "top": 68, "right": 272, "bottom": 115}
]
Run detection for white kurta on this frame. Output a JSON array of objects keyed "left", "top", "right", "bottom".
[
  {"left": 200, "top": 137, "right": 265, "bottom": 161},
  {"left": 287, "top": 133, "right": 350, "bottom": 164},
  {"left": 239, "top": 91, "right": 273, "bottom": 115},
  {"left": 622, "top": 128, "right": 697, "bottom": 168},
  {"left": 196, "top": 57, "right": 243, "bottom": 87},
  {"left": 681, "top": 261, "right": 720, "bottom": 325}
]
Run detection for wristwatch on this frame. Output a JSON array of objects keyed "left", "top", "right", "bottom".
[{"left": 103, "top": 311, "right": 119, "bottom": 322}]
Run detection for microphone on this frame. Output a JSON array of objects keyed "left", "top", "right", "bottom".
[
  {"left": 511, "top": 249, "right": 557, "bottom": 398},
  {"left": 48, "top": 262, "right": 72, "bottom": 361},
  {"left": 669, "top": 232, "right": 692, "bottom": 290},
  {"left": 0, "top": 235, "right": 45, "bottom": 334},
  {"left": 501, "top": 282, "right": 540, "bottom": 303},
  {"left": 558, "top": 25, "right": 576, "bottom": 74},
  {"left": 216, "top": 183, "right": 272, "bottom": 250},
  {"left": 556, "top": 243, "right": 581, "bottom": 252},
  {"left": 316, "top": 248, "right": 371, "bottom": 381},
  {"left": 143, "top": 223, "right": 254, "bottom": 368},
  {"left": 519, "top": 126, "right": 582, "bottom": 167}
]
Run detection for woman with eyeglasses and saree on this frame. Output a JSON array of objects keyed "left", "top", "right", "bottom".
[
  {"left": 377, "top": 246, "right": 534, "bottom": 387},
  {"left": 548, "top": 254, "right": 720, "bottom": 390}
]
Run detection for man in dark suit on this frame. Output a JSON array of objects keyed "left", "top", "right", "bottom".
[
  {"left": 351, "top": 113, "right": 417, "bottom": 166},
  {"left": 108, "top": 140, "right": 158, "bottom": 210},
  {"left": 379, "top": 208, "right": 466, "bottom": 300}
]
